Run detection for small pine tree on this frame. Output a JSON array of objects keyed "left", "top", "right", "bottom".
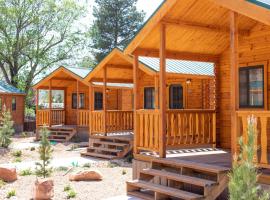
[
  {"left": 229, "top": 115, "right": 269, "bottom": 200},
  {"left": 0, "top": 105, "right": 14, "bottom": 148},
  {"left": 35, "top": 127, "right": 53, "bottom": 178}
]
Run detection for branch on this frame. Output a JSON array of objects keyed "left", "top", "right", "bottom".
[{"left": 0, "top": 62, "right": 11, "bottom": 84}]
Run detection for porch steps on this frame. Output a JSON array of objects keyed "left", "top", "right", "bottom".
[
  {"left": 127, "top": 158, "right": 230, "bottom": 200},
  {"left": 48, "top": 127, "right": 76, "bottom": 142},
  {"left": 81, "top": 135, "right": 133, "bottom": 160}
]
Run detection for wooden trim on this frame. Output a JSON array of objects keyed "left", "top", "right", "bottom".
[
  {"left": 154, "top": 75, "right": 159, "bottom": 109},
  {"left": 230, "top": 11, "right": 239, "bottom": 155},
  {"left": 89, "top": 84, "right": 93, "bottom": 135},
  {"left": 36, "top": 89, "right": 39, "bottom": 140},
  {"left": 103, "top": 66, "right": 107, "bottom": 135},
  {"left": 49, "top": 79, "right": 52, "bottom": 127},
  {"left": 76, "top": 80, "right": 79, "bottom": 126},
  {"left": 159, "top": 23, "right": 166, "bottom": 158},
  {"left": 133, "top": 55, "right": 139, "bottom": 154}
]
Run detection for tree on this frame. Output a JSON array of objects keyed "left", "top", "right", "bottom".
[
  {"left": 229, "top": 115, "right": 269, "bottom": 200},
  {"left": 90, "top": 0, "right": 145, "bottom": 62},
  {"left": 35, "top": 127, "right": 53, "bottom": 178},
  {"left": 0, "top": 106, "right": 14, "bottom": 148},
  {"left": 0, "top": 0, "right": 87, "bottom": 104}
]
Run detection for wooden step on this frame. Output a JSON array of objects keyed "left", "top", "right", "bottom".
[
  {"left": 90, "top": 135, "right": 133, "bottom": 142},
  {"left": 127, "top": 191, "right": 154, "bottom": 200},
  {"left": 127, "top": 180, "right": 203, "bottom": 200},
  {"left": 141, "top": 168, "right": 217, "bottom": 187},
  {"left": 87, "top": 147, "right": 121, "bottom": 153},
  {"left": 152, "top": 158, "right": 230, "bottom": 174},
  {"left": 93, "top": 141, "right": 128, "bottom": 147},
  {"left": 81, "top": 152, "right": 117, "bottom": 159}
]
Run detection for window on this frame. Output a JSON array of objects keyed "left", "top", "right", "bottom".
[
  {"left": 144, "top": 87, "right": 155, "bottom": 109},
  {"left": 0, "top": 97, "right": 2, "bottom": 111},
  {"left": 72, "top": 93, "right": 85, "bottom": 109},
  {"left": 169, "top": 84, "right": 183, "bottom": 109},
  {"left": 12, "top": 97, "right": 16, "bottom": 111},
  {"left": 52, "top": 90, "right": 64, "bottom": 109},
  {"left": 239, "top": 66, "right": 264, "bottom": 108},
  {"left": 38, "top": 90, "right": 49, "bottom": 109},
  {"left": 94, "top": 92, "right": 103, "bottom": 110}
]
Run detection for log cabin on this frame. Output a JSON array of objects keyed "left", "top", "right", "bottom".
[
  {"left": 123, "top": 0, "right": 270, "bottom": 199},
  {"left": 33, "top": 65, "right": 133, "bottom": 142},
  {"left": 81, "top": 48, "right": 215, "bottom": 159},
  {"left": 0, "top": 81, "right": 25, "bottom": 132}
]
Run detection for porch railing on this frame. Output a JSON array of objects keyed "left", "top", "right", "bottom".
[
  {"left": 78, "top": 110, "right": 89, "bottom": 127},
  {"left": 136, "top": 109, "right": 216, "bottom": 152},
  {"left": 36, "top": 109, "right": 65, "bottom": 126},
  {"left": 90, "top": 111, "right": 105, "bottom": 134},
  {"left": 236, "top": 111, "right": 270, "bottom": 168},
  {"left": 106, "top": 110, "right": 133, "bottom": 132}
]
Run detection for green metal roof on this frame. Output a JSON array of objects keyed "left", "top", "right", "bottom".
[
  {"left": 64, "top": 66, "right": 92, "bottom": 78},
  {"left": 247, "top": 0, "right": 270, "bottom": 9},
  {"left": 0, "top": 81, "right": 25, "bottom": 94},
  {"left": 139, "top": 57, "right": 214, "bottom": 76}
]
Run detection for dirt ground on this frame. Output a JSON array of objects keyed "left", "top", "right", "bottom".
[{"left": 0, "top": 136, "right": 133, "bottom": 200}]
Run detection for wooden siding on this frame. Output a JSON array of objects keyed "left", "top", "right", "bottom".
[
  {"left": 137, "top": 69, "right": 215, "bottom": 110},
  {"left": 218, "top": 23, "right": 270, "bottom": 149},
  {"left": 0, "top": 94, "right": 25, "bottom": 132}
]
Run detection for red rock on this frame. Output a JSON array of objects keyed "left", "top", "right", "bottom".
[
  {"left": 0, "top": 167, "right": 17, "bottom": 182},
  {"left": 33, "top": 179, "right": 54, "bottom": 200},
  {"left": 69, "top": 170, "right": 103, "bottom": 181}
]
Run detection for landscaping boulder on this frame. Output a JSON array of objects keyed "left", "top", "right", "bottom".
[
  {"left": 33, "top": 179, "right": 54, "bottom": 200},
  {"left": 69, "top": 169, "right": 103, "bottom": 181},
  {"left": 0, "top": 167, "right": 17, "bottom": 182}
]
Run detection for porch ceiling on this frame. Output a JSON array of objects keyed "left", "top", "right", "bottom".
[{"left": 125, "top": 0, "right": 260, "bottom": 59}]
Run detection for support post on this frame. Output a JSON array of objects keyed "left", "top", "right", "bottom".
[
  {"left": 133, "top": 55, "right": 139, "bottom": 155},
  {"left": 89, "top": 83, "right": 93, "bottom": 136},
  {"left": 230, "top": 11, "right": 239, "bottom": 156},
  {"left": 103, "top": 66, "right": 107, "bottom": 135},
  {"left": 36, "top": 89, "right": 39, "bottom": 140},
  {"left": 154, "top": 74, "right": 159, "bottom": 109},
  {"left": 159, "top": 23, "right": 166, "bottom": 158},
  {"left": 49, "top": 79, "right": 52, "bottom": 127},
  {"left": 76, "top": 80, "right": 79, "bottom": 127}
]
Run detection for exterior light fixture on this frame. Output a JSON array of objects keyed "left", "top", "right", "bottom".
[{"left": 186, "top": 79, "right": 192, "bottom": 85}]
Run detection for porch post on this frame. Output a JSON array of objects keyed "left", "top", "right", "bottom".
[
  {"left": 154, "top": 75, "right": 159, "bottom": 109},
  {"left": 133, "top": 55, "right": 139, "bottom": 154},
  {"left": 230, "top": 11, "right": 239, "bottom": 156},
  {"left": 159, "top": 23, "right": 166, "bottom": 158},
  {"left": 89, "top": 83, "right": 93, "bottom": 135},
  {"left": 103, "top": 66, "right": 107, "bottom": 135},
  {"left": 49, "top": 79, "right": 52, "bottom": 127},
  {"left": 76, "top": 80, "right": 79, "bottom": 126},
  {"left": 36, "top": 89, "right": 39, "bottom": 140}
]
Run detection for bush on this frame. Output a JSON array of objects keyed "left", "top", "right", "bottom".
[
  {"left": 12, "top": 150, "right": 22, "bottom": 157},
  {"left": 56, "top": 166, "right": 68, "bottom": 171},
  {"left": 19, "top": 168, "right": 32, "bottom": 176},
  {"left": 0, "top": 106, "right": 14, "bottom": 148},
  {"left": 0, "top": 179, "right": 6, "bottom": 188},
  {"left": 13, "top": 157, "right": 22, "bottom": 163},
  {"left": 83, "top": 163, "right": 91, "bottom": 168},
  {"left": 64, "top": 184, "right": 72, "bottom": 192},
  {"left": 229, "top": 115, "right": 270, "bottom": 200},
  {"left": 67, "top": 189, "right": 77, "bottom": 199},
  {"left": 35, "top": 127, "right": 53, "bottom": 178},
  {"left": 30, "top": 147, "right": 35, "bottom": 151},
  {"left": 122, "top": 169, "right": 127, "bottom": 175},
  {"left": 6, "top": 189, "right": 16, "bottom": 198}
]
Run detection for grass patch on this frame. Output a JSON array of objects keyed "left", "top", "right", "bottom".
[
  {"left": 107, "top": 162, "right": 119, "bottom": 168},
  {"left": 12, "top": 150, "right": 22, "bottom": 157},
  {"left": 30, "top": 147, "right": 35, "bottom": 151},
  {"left": 83, "top": 163, "right": 91, "bottom": 168},
  {"left": 56, "top": 166, "right": 69, "bottom": 171},
  {"left": 13, "top": 157, "right": 22, "bottom": 163},
  {"left": 0, "top": 179, "right": 6, "bottom": 188},
  {"left": 19, "top": 168, "right": 32, "bottom": 176},
  {"left": 122, "top": 169, "right": 127, "bottom": 175},
  {"left": 67, "top": 189, "right": 77, "bottom": 199},
  {"left": 6, "top": 189, "right": 16, "bottom": 198},
  {"left": 64, "top": 184, "right": 72, "bottom": 192}
]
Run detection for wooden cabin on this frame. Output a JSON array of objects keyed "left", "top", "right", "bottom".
[
  {"left": 33, "top": 66, "right": 133, "bottom": 142},
  {"left": 123, "top": 0, "right": 270, "bottom": 199},
  {"left": 0, "top": 81, "right": 25, "bottom": 133}
]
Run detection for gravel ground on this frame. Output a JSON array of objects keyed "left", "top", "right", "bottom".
[
  {"left": 0, "top": 166, "right": 132, "bottom": 200},
  {"left": 0, "top": 136, "right": 133, "bottom": 200}
]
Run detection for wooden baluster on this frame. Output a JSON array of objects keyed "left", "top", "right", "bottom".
[
  {"left": 189, "top": 113, "right": 193, "bottom": 144},
  {"left": 166, "top": 113, "right": 169, "bottom": 145},
  {"left": 184, "top": 113, "right": 188, "bottom": 144},
  {"left": 196, "top": 113, "right": 199, "bottom": 144},
  {"left": 242, "top": 115, "right": 248, "bottom": 145},
  {"left": 260, "top": 116, "right": 268, "bottom": 165},
  {"left": 139, "top": 113, "right": 144, "bottom": 147},
  {"left": 171, "top": 113, "right": 176, "bottom": 145},
  {"left": 149, "top": 113, "right": 154, "bottom": 149},
  {"left": 208, "top": 113, "right": 211, "bottom": 144},
  {"left": 212, "top": 112, "right": 216, "bottom": 148},
  {"left": 177, "top": 113, "right": 181, "bottom": 145},
  {"left": 154, "top": 112, "right": 159, "bottom": 150}
]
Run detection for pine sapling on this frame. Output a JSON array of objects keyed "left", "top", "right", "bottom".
[
  {"left": 35, "top": 127, "right": 53, "bottom": 178},
  {"left": 229, "top": 115, "right": 269, "bottom": 200},
  {"left": 0, "top": 105, "right": 14, "bottom": 148}
]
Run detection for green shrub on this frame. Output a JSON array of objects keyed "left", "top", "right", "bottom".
[
  {"left": 0, "top": 179, "right": 6, "bottom": 188},
  {"left": 12, "top": 150, "right": 22, "bottom": 157},
  {"left": 0, "top": 106, "right": 14, "bottom": 148},
  {"left": 56, "top": 166, "right": 68, "bottom": 172},
  {"left": 229, "top": 115, "right": 270, "bottom": 200},
  {"left": 35, "top": 127, "right": 53, "bottom": 178},
  {"left": 83, "top": 163, "right": 91, "bottom": 168},
  {"left": 107, "top": 162, "right": 119, "bottom": 168},
  {"left": 64, "top": 184, "right": 72, "bottom": 192},
  {"left": 30, "top": 147, "right": 35, "bottom": 151},
  {"left": 6, "top": 189, "right": 16, "bottom": 198},
  {"left": 21, "top": 132, "right": 28, "bottom": 138},
  {"left": 122, "top": 169, "right": 127, "bottom": 175},
  {"left": 67, "top": 189, "right": 77, "bottom": 199},
  {"left": 19, "top": 168, "right": 32, "bottom": 176},
  {"left": 13, "top": 157, "right": 22, "bottom": 163}
]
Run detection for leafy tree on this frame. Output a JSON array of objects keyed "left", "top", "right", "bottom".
[
  {"left": 229, "top": 115, "right": 269, "bottom": 200},
  {"left": 90, "top": 0, "right": 145, "bottom": 62},
  {"left": 0, "top": 0, "right": 87, "bottom": 104},
  {"left": 35, "top": 127, "right": 53, "bottom": 178},
  {"left": 0, "top": 106, "right": 14, "bottom": 148}
]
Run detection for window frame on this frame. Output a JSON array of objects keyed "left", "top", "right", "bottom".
[
  {"left": 144, "top": 87, "right": 155, "bottom": 109},
  {"left": 239, "top": 65, "right": 265, "bottom": 109},
  {"left": 12, "top": 97, "right": 16, "bottom": 111},
  {"left": 169, "top": 84, "right": 184, "bottom": 109},
  {"left": 94, "top": 92, "right": 103, "bottom": 110},
  {"left": 72, "top": 93, "right": 85, "bottom": 109}
]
